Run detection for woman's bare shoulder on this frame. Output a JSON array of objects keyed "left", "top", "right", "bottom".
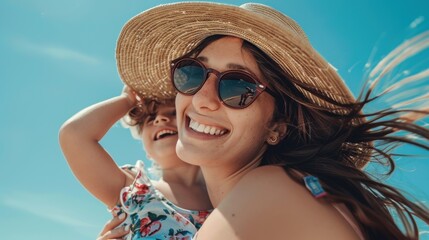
[
  {"left": 201, "top": 165, "right": 361, "bottom": 239},
  {"left": 227, "top": 165, "right": 308, "bottom": 207}
]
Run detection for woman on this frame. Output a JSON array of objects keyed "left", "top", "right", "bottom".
[
  {"left": 59, "top": 87, "right": 212, "bottom": 239},
  {"left": 114, "top": 2, "right": 429, "bottom": 239}
]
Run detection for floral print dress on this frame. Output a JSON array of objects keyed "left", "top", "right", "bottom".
[{"left": 110, "top": 160, "right": 211, "bottom": 240}]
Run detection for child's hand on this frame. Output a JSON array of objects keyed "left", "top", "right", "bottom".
[
  {"left": 96, "top": 212, "right": 130, "bottom": 240},
  {"left": 121, "top": 85, "right": 140, "bottom": 106}
]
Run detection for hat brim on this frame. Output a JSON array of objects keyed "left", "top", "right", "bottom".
[
  {"left": 116, "top": 2, "right": 368, "bottom": 168},
  {"left": 116, "top": 2, "right": 354, "bottom": 105}
]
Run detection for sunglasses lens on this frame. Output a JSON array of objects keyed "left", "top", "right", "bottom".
[
  {"left": 172, "top": 58, "right": 266, "bottom": 109},
  {"left": 219, "top": 73, "right": 259, "bottom": 108},
  {"left": 173, "top": 60, "right": 205, "bottom": 94}
]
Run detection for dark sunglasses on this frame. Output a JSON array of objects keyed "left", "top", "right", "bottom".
[{"left": 170, "top": 58, "right": 274, "bottom": 109}]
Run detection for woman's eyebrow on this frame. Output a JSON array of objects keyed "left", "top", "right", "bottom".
[
  {"left": 226, "top": 63, "right": 250, "bottom": 71},
  {"left": 196, "top": 56, "right": 208, "bottom": 62},
  {"left": 196, "top": 56, "right": 251, "bottom": 72}
]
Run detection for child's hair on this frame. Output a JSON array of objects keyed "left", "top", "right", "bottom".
[{"left": 121, "top": 97, "right": 176, "bottom": 139}]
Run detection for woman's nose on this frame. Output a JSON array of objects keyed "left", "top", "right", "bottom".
[{"left": 192, "top": 74, "right": 221, "bottom": 111}]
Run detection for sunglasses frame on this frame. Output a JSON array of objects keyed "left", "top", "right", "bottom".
[{"left": 170, "top": 57, "right": 274, "bottom": 109}]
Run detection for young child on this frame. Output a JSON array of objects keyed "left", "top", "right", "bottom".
[
  {"left": 112, "top": 2, "right": 429, "bottom": 239},
  {"left": 59, "top": 86, "right": 212, "bottom": 239}
]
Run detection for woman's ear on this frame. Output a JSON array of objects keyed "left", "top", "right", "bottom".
[{"left": 267, "top": 122, "right": 287, "bottom": 145}]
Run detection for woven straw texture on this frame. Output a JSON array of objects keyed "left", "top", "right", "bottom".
[
  {"left": 116, "top": 2, "right": 369, "bottom": 168},
  {"left": 116, "top": 2, "right": 356, "bottom": 108}
]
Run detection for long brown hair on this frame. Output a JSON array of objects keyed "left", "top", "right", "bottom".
[{"left": 184, "top": 35, "right": 429, "bottom": 239}]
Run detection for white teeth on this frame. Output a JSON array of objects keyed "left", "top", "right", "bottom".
[
  {"left": 204, "top": 126, "right": 211, "bottom": 134},
  {"left": 197, "top": 124, "right": 205, "bottom": 132},
  {"left": 189, "top": 120, "right": 197, "bottom": 130},
  {"left": 155, "top": 129, "right": 177, "bottom": 140},
  {"left": 189, "top": 119, "right": 227, "bottom": 136},
  {"left": 209, "top": 127, "right": 216, "bottom": 135}
]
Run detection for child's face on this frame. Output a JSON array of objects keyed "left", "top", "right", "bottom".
[{"left": 140, "top": 102, "right": 178, "bottom": 162}]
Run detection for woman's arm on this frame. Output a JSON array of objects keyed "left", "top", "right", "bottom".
[{"left": 59, "top": 87, "right": 137, "bottom": 208}]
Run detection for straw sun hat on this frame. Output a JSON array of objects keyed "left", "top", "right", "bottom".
[
  {"left": 116, "top": 2, "right": 356, "bottom": 108},
  {"left": 116, "top": 2, "right": 369, "bottom": 168}
]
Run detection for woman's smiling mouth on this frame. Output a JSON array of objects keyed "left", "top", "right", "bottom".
[{"left": 188, "top": 118, "right": 227, "bottom": 136}]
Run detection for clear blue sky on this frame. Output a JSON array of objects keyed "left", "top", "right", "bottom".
[{"left": 1, "top": 0, "right": 429, "bottom": 239}]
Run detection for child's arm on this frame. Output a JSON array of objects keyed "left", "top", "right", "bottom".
[{"left": 59, "top": 86, "right": 137, "bottom": 208}]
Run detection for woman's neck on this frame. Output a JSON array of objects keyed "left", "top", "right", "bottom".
[
  {"left": 155, "top": 164, "right": 212, "bottom": 210},
  {"left": 161, "top": 164, "right": 204, "bottom": 187},
  {"left": 201, "top": 154, "right": 263, "bottom": 207}
]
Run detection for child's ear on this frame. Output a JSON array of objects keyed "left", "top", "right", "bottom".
[{"left": 266, "top": 122, "right": 287, "bottom": 145}]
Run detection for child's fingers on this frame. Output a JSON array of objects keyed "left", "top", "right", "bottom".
[
  {"left": 97, "top": 213, "right": 127, "bottom": 238},
  {"left": 121, "top": 85, "right": 140, "bottom": 105},
  {"left": 96, "top": 225, "right": 130, "bottom": 240}
]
